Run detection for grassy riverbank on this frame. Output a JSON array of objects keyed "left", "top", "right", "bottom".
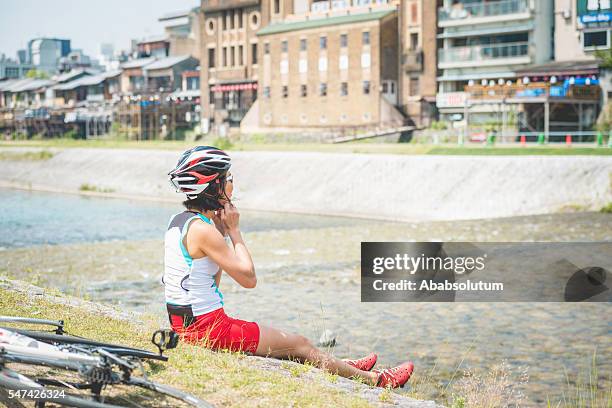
[
  {"left": 1, "top": 138, "right": 611, "bottom": 155},
  {"left": 0, "top": 285, "right": 380, "bottom": 407}
]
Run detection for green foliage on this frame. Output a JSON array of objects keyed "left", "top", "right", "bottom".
[
  {"left": 595, "top": 48, "right": 612, "bottom": 69},
  {"left": 79, "top": 183, "right": 115, "bottom": 193},
  {"left": 25, "top": 69, "right": 50, "bottom": 79},
  {"left": 0, "top": 150, "right": 54, "bottom": 161},
  {"left": 429, "top": 121, "right": 449, "bottom": 131},
  {"left": 212, "top": 136, "right": 234, "bottom": 150},
  {"left": 600, "top": 202, "right": 612, "bottom": 213}
]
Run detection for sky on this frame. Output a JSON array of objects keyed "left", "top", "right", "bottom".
[{"left": 0, "top": 0, "right": 198, "bottom": 59}]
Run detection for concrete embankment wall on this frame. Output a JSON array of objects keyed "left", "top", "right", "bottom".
[{"left": 0, "top": 147, "right": 610, "bottom": 221}]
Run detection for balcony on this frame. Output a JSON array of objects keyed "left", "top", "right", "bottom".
[
  {"left": 438, "top": 41, "right": 530, "bottom": 69},
  {"left": 403, "top": 50, "right": 423, "bottom": 73},
  {"left": 438, "top": 0, "right": 530, "bottom": 27}
]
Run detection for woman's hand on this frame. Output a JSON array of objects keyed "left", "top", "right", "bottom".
[
  {"left": 219, "top": 202, "right": 240, "bottom": 232},
  {"left": 212, "top": 211, "right": 227, "bottom": 237}
]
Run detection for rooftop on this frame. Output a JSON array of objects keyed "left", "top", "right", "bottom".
[
  {"left": 144, "top": 55, "right": 194, "bottom": 71},
  {"left": 120, "top": 57, "right": 157, "bottom": 69},
  {"left": 257, "top": 9, "right": 395, "bottom": 36}
]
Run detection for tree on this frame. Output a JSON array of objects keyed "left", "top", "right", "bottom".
[
  {"left": 595, "top": 48, "right": 612, "bottom": 70},
  {"left": 25, "top": 69, "right": 49, "bottom": 79}
]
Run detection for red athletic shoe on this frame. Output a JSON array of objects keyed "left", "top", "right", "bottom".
[
  {"left": 374, "top": 361, "right": 414, "bottom": 388},
  {"left": 344, "top": 352, "right": 378, "bottom": 371}
]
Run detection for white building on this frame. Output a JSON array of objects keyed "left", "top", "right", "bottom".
[{"left": 436, "top": 0, "right": 554, "bottom": 122}]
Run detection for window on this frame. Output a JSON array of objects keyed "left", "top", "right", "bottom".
[
  {"left": 320, "top": 36, "right": 327, "bottom": 50},
  {"left": 263, "top": 86, "right": 271, "bottom": 98},
  {"left": 362, "top": 80, "right": 370, "bottom": 95},
  {"left": 252, "top": 43, "right": 258, "bottom": 64},
  {"left": 223, "top": 12, "right": 227, "bottom": 30},
  {"left": 320, "top": 83, "right": 327, "bottom": 96},
  {"left": 300, "top": 38, "right": 307, "bottom": 51},
  {"left": 274, "top": 0, "right": 280, "bottom": 14},
  {"left": 340, "top": 82, "right": 348, "bottom": 96},
  {"left": 237, "top": 9, "right": 243, "bottom": 28},
  {"left": 222, "top": 47, "right": 227, "bottom": 66},
  {"left": 229, "top": 10, "right": 234, "bottom": 29},
  {"left": 250, "top": 12, "right": 259, "bottom": 29},
  {"left": 583, "top": 30, "right": 609, "bottom": 49},
  {"left": 281, "top": 40, "right": 288, "bottom": 53},
  {"left": 208, "top": 48, "right": 216, "bottom": 68},
  {"left": 209, "top": 90, "right": 216, "bottom": 106},
  {"left": 301, "top": 84, "right": 307, "bottom": 97},
  {"left": 340, "top": 34, "right": 348, "bottom": 48},
  {"left": 382, "top": 82, "right": 388, "bottom": 93},
  {"left": 282, "top": 85, "right": 288, "bottom": 98},
  {"left": 409, "top": 77, "right": 420, "bottom": 96},
  {"left": 230, "top": 46, "right": 235, "bottom": 66},
  {"left": 239, "top": 45, "right": 244, "bottom": 65},
  {"left": 410, "top": 33, "right": 419, "bottom": 50},
  {"left": 264, "top": 42, "right": 270, "bottom": 54},
  {"left": 362, "top": 31, "right": 370, "bottom": 45}
]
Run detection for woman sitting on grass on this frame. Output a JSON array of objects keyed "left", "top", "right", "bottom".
[{"left": 163, "top": 146, "right": 414, "bottom": 388}]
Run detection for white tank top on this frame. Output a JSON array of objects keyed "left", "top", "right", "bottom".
[{"left": 163, "top": 211, "right": 224, "bottom": 316}]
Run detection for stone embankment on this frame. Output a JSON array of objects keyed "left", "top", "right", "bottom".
[{"left": 0, "top": 147, "right": 610, "bottom": 221}]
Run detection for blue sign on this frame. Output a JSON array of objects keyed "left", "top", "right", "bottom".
[{"left": 580, "top": 11, "right": 612, "bottom": 23}]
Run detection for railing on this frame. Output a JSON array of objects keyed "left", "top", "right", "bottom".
[
  {"left": 438, "top": 0, "right": 529, "bottom": 22},
  {"left": 438, "top": 41, "right": 529, "bottom": 64}
]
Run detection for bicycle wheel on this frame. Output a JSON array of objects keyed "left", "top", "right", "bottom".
[{"left": 0, "top": 367, "right": 121, "bottom": 408}]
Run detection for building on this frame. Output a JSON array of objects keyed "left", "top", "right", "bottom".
[
  {"left": 199, "top": 0, "right": 274, "bottom": 129},
  {"left": 119, "top": 58, "right": 157, "bottom": 94},
  {"left": 28, "top": 38, "right": 71, "bottom": 74},
  {"left": 398, "top": 0, "right": 438, "bottom": 127},
  {"left": 0, "top": 54, "right": 33, "bottom": 79},
  {"left": 436, "top": 0, "right": 554, "bottom": 124},
  {"left": 254, "top": 1, "right": 405, "bottom": 130},
  {"left": 143, "top": 55, "right": 200, "bottom": 93},
  {"left": 159, "top": 8, "right": 201, "bottom": 58},
  {"left": 136, "top": 35, "right": 170, "bottom": 58},
  {"left": 555, "top": 0, "right": 611, "bottom": 61}
]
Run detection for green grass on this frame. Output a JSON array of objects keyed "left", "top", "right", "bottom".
[
  {"left": 601, "top": 202, "right": 612, "bottom": 213},
  {"left": 1, "top": 139, "right": 611, "bottom": 155},
  {"left": 0, "top": 149, "right": 55, "bottom": 160},
  {"left": 0, "top": 286, "right": 371, "bottom": 408},
  {"left": 79, "top": 183, "right": 116, "bottom": 193}
]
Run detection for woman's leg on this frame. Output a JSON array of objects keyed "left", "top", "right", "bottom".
[{"left": 255, "top": 325, "right": 378, "bottom": 385}]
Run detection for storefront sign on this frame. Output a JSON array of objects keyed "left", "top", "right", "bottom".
[{"left": 436, "top": 92, "right": 468, "bottom": 108}]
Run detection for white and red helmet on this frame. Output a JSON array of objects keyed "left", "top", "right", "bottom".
[{"left": 168, "top": 146, "right": 231, "bottom": 198}]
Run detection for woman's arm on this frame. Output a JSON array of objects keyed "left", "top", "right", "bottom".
[{"left": 188, "top": 204, "right": 256, "bottom": 289}]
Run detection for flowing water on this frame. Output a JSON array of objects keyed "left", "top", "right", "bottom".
[{"left": 1, "top": 188, "right": 611, "bottom": 406}]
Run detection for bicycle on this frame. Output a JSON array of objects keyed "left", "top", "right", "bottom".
[{"left": 0, "top": 316, "right": 213, "bottom": 408}]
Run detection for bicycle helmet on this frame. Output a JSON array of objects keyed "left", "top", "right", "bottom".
[{"left": 168, "top": 146, "right": 231, "bottom": 200}]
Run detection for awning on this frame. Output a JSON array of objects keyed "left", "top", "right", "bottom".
[{"left": 438, "top": 71, "right": 517, "bottom": 81}]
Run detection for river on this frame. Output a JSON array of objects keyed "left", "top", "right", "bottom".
[{"left": 1, "top": 188, "right": 610, "bottom": 406}]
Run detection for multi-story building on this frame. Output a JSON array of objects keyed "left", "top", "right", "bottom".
[
  {"left": 0, "top": 54, "right": 33, "bottom": 79},
  {"left": 398, "top": 0, "right": 438, "bottom": 127},
  {"left": 28, "top": 38, "right": 71, "bottom": 75},
  {"left": 436, "top": 0, "right": 554, "bottom": 123},
  {"left": 555, "top": 0, "right": 611, "bottom": 61},
  {"left": 159, "top": 8, "right": 201, "bottom": 58},
  {"left": 254, "top": 1, "right": 404, "bottom": 130},
  {"left": 199, "top": 0, "right": 276, "bottom": 129}
]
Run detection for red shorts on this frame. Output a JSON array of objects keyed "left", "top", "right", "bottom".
[{"left": 169, "top": 307, "right": 260, "bottom": 354}]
